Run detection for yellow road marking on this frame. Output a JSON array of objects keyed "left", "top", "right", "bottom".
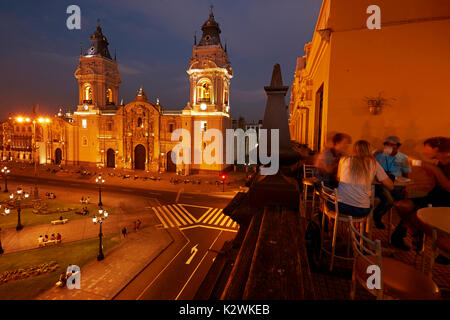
[
  {"left": 176, "top": 204, "right": 197, "bottom": 223},
  {"left": 152, "top": 207, "right": 168, "bottom": 228}
]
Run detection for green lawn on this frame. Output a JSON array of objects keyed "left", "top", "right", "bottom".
[
  {"left": 0, "top": 234, "right": 121, "bottom": 300},
  {"left": 0, "top": 199, "right": 114, "bottom": 230}
]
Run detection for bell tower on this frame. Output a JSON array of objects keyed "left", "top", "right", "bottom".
[
  {"left": 186, "top": 6, "right": 232, "bottom": 114},
  {"left": 74, "top": 22, "right": 122, "bottom": 112}
]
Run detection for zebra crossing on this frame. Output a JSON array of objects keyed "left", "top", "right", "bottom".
[{"left": 149, "top": 204, "right": 238, "bottom": 231}]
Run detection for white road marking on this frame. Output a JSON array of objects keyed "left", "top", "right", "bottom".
[
  {"left": 175, "top": 231, "right": 223, "bottom": 300},
  {"left": 185, "top": 244, "right": 199, "bottom": 265}
]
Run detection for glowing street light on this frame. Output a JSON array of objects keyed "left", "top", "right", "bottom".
[
  {"left": 1, "top": 166, "right": 10, "bottom": 193},
  {"left": 7, "top": 187, "right": 30, "bottom": 231},
  {"left": 95, "top": 175, "right": 105, "bottom": 207},
  {"left": 93, "top": 208, "right": 108, "bottom": 261}
]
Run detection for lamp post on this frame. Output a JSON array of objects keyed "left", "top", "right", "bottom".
[
  {"left": 1, "top": 166, "right": 10, "bottom": 193},
  {"left": 93, "top": 209, "right": 108, "bottom": 261},
  {"left": 6, "top": 187, "right": 30, "bottom": 231},
  {"left": 95, "top": 175, "right": 105, "bottom": 207}
]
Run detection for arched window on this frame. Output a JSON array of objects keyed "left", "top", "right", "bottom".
[
  {"left": 84, "top": 85, "right": 93, "bottom": 102},
  {"left": 197, "top": 79, "right": 212, "bottom": 103},
  {"left": 106, "top": 88, "right": 113, "bottom": 104},
  {"left": 137, "top": 117, "right": 143, "bottom": 128}
]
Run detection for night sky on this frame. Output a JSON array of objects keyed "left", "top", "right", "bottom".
[{"left": 0, "top": 0, "right": 321, "bottom": 123}]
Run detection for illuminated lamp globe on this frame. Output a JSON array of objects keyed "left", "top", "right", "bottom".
[{"left": 200, "top": 103, "right": 207, "bottom": 111}]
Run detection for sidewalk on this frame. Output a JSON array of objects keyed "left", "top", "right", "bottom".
[
  {"left": 37, "top": 225, "right": 173, "bottom": 300},
  {"left": 1, "top": 213, "right": 147, "bottom": 254}
]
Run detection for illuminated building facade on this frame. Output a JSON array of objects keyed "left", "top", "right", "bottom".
[
  {"left": 288, "top": 0, "right": 450, "bottom": 156},
  {"left": 69, "top": 10, "right": 231, "bottom": 173}
]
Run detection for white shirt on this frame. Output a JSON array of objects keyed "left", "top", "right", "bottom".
[{"left": 337, "top": 157, "right": 388, "bottom": 208}]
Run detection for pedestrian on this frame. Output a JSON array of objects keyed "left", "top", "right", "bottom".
[
  {"left": 86, "top": 196, "right": 91, "bottom": 204},
  {"left": 44, "top": 235, "right": 49, "bottom": 242},
  {"left": 80, "top": 196, "right": 84, "bottom": 204},
  {"left": 122, "top": 227, "right": 127, "bottom": 238},
  {"left": 137, "top": 219, "right": 142, "bottom": 230},
  {"left": 56, "top": 233, "right": 62, "bottom": 243},
  {"left": 133, "top": 221, "right": 137, "bottom": 232}
]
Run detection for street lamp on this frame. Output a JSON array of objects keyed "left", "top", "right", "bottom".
[
  {"left": 1, "top": 166, "right": 10, "bottom": 193},
  {"left": 95, "top": 175, "right": 105, "bottom": 207},
  {"left": 93, "top": 209, "right": 108, "bottom": 261},
  {"left": 15, "top": 115, "right": 51, "bottom": 198},
  {"left": 6, "top": 187, "right": 30, "bottom": 231}
]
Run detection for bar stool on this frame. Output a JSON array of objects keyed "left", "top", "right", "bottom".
[
  {"left": 319, "top": 183, "right": 373, "bottom": 271},
  {"left": 302, "top": 164, "right": 319, "bottom": 220}
]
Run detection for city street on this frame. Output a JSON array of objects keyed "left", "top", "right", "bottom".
[{"left": 5, "top": 174, "right": 238, "bottom": 300}]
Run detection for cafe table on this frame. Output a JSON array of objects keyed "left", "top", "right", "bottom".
[{"left": 417, "top": 207, "right": 450, "bottom": 275}]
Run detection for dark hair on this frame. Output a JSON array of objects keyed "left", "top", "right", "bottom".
[
  {"left": 424, "top": 137, "right": 450, "bottom": 153},
  {"left": 332, "top": 133, "right": 351, "bottom": 145}
]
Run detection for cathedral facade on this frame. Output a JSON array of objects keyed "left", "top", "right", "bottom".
[{"left": 0, "top": 10, "right": 232, "bottom": 174}]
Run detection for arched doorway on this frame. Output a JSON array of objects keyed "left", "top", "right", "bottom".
[
  {"left": 107, "top": 148, "right": 115, "bottom": 168},
  {"left": 166, "top": 150, "right": 177, "bottom": 172},
  {"left": 134, "top": 144, "right": 146, "bottom": 170},
  {"left": 55, "top": 148, "right": 62, "bottom": 165}
]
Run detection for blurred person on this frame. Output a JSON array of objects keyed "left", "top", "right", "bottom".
[
  {"left": 315, "top": 133, "right": 352, "bottom": 188},
  {"left": 373, "top": 136, "right": 411, "bottom": 229},
  {"left": 336, "top": 140, "right": 394, "bottom": 217},
  {"left": 392, "top": 137, "right": 450, "bottom": 254}
]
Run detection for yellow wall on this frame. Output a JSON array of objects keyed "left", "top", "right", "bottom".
[{"left": 290, "top": 0, "right": 450, "bottom": 157}]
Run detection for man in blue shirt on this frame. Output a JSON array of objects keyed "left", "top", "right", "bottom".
[{"left": 373, "top": 136, "right": 411, "bottom": 230}]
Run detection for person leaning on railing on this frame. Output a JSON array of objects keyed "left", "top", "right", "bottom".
[{"left": 393, "top": 137, "right": 450, "bottom": 260}]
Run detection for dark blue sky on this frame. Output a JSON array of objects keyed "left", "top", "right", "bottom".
[{"left": 0, "top": 0, "right": 321, "bottom": 123}]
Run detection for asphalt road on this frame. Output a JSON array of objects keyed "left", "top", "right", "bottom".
[
  {"left": 7, "top": 174, "right": 237, "bottom": 300},
  {"left": 9, "top": 174, "right": 232, "bottom": 208}
]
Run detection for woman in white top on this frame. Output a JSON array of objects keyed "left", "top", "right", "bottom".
[{"left": 337, "top": 140, "right": 394, "bottom": 217}]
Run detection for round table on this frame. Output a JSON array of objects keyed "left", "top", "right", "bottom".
[{"left": 417, "top": 207, "right": 450, "bottom": 236}]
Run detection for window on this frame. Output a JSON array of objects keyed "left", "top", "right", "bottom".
[
  {"left": 82, "top": 119, "right": 87, "bottom": 129},
  {"left": 137, "top": 117, "right": 143, "bottom": 128},
  {"left": 82, "top": 136, "right": 88, "bottom": 146},
  {"left": 197, "top": 79, "right": 212, "bottom": 103},
  {"left": 169, "top": 123, "right": 174, "bottom": 133},
  {"left": 201, "top": 121, "right": 207, "bottom": 132},
  {"left": 84, "top": 85, "right": 92, "bottom": 101},
  {"left": 107, "top": 121, "right": 113, "bottom": 132},
  {"left": 106, "top": 88, "right": 113, "bottom": 104}
]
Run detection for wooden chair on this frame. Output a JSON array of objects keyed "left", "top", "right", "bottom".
[
  {"left": 421, "top": 228, "right": 450, "bottom": 276},
  {"left": 302, "top": 164, "right": 319, "bottom": 220},
  {"left": 349, "top": 217, "right": 441, "bottom": 300},
  {"left": 319, "top": 183, "right": 369, "bottom": 271}
]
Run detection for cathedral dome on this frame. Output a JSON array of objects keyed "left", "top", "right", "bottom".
[{"left": 198, "top": 7, "right": 222, "bottom": 47}]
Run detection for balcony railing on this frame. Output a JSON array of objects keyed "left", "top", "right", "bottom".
[
  {"left": 198, "top": 98, "right": 211, "bottom": 103},
  {"left": 83, "top": 100, "right": 92, "bottom": 104}
]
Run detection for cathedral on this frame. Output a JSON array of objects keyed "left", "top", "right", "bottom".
[{"left": 1, "top": 9, "right": 233, "bottom": 174}]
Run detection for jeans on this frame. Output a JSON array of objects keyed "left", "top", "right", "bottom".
[
  {"left": 338, "top": 202, "right": 371, "bottom": 218},
  {"left": 374, "top": 185, "right": 404, "bottom": 220}
]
